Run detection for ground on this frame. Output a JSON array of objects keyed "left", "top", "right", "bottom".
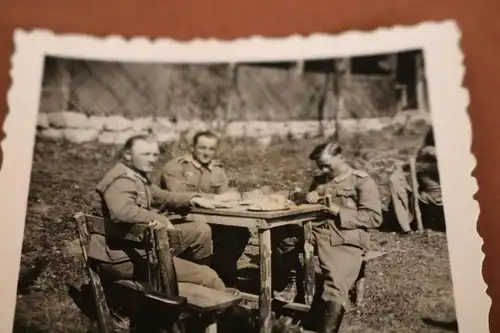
[{"left": 13, "top": 126, "right": 456, "bottom": 333}]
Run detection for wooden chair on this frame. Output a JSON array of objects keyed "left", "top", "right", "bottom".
[{"left": 74, "top": 212, "right": 241, "bottom": 333}]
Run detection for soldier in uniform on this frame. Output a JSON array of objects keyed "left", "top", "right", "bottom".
[
  {"left": 275, "top": 141, "right": 383, "bottom": 333},
  {"left": 415, "top": 128, "right": 444, "bottom": 228},
  {"left": 159, "top": 131, "right": 250, "bottom": 287},
  {"left": 87, "top": 134, "right": 228, "bottom": 290}
]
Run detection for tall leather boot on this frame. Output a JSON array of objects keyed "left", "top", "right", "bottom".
[{"left": 320, "top": 301, "right": 345, "bottom": 333}]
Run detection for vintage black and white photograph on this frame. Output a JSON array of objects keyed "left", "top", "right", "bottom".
[{"left": 1, "top": 22, "right": 488, "bottom": 333}]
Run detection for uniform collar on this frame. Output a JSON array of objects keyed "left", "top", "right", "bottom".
[
  {"left": 332, "top": 168, "right": 352, "bottom": 183},
  {"left": 120, "top": 162, "right": 151, "bottom": 184},
  {"left": 184, "top": 153, "right": 217, "bottom": 172}
]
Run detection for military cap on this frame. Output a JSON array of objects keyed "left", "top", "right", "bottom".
[{"left": 308, "top": 142, "right": 343, "bottom": 161}]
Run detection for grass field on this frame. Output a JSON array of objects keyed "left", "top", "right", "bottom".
[{"left": 13, "top": 127, "right": 457, "bottom": 333}]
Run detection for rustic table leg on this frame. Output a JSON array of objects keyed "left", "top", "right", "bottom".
[
  {"left": 303, "top": 221, "right": 316, "bottom": 306},
  {"left": 259, "top": 228, "right": 273, "bottom": 333},
  {"left": 204, "top": 322, "right": 217, "bottom": 333}
]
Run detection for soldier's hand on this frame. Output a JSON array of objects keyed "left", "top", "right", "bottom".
[
  {"left": 305, "top": 191, "right": 320, "bottom": 204},
  {"left": 327, "top": 202, "right": 341, "bottom": 215},
  {"left": 190, "top": 197, "right": 216, "bottom": 209},
  {"left": 148, "top": 220, "right": 175, "bottom": 229},
  {"left": 148, "top": 220, "right": 160, "bottom": 228}
]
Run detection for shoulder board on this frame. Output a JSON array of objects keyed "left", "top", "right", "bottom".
[
  {"left": 352, "top": 170, "right": 369, "bottom": 178},
  {"left": 125, "top": 170, "right": 149, "bottom": 183},
  {"left": 125, "top": 170, "right": 137, "bottom": 180},
  {"left": 210, "top": 160, "right": 223, "bottom": 168},
  {"left": 108, "top": 173, "right": 136, "bottom": 185},
  {"left": 173, "top": 155, "right": 191, "bottom": 164}
]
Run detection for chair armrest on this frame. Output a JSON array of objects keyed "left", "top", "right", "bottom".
[{"left": 144, "top": 291, "right": 187, "bottom": 307}]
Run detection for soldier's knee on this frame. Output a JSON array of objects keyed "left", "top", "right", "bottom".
[
  {"left": 199, "top": 266, "right": 226, "bottom": 290},
  {"left": 189, "top": 222, "right": 212, "bottom": 245},
  {"left": 198, "top": 222, "right": 212, "bottom": 239}
]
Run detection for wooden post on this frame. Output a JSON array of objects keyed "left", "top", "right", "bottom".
[
  {"left": 396, "top": 84, "right": 408, "bottom": 111},
  {"left": 415, "top": 53, "right": 428, "bottom": 112},
  {"left": 259, "top": 228, "right": 273, "bottom": 333},
  {"left": 303, "top": 221, "right": 315, "bottom": 306},
  {"left": 221, "top": 63, "right": 238, "bottom": 139},
  {"left": 153, "top": 64, "right": 170, "bottom": 118},
  {"left": 296, "top": 60, "right": 304, "bottom": 76},
  {"left": 56, "top": 59, "right": 71, "bottom": 110},
  {"left": 75, "top": 213, "right": 114, "bottom": 333},
  {"left": 409, "top": 157, "right": 424, "bottom": 232},
  {"left": 317, "top": 69, "right": 332, "bottom": 137},
  {"left": 388, "top": 54, "right": 398, "bottom": 115},
  {"left": 333, "top": 58, "right": 350, "bottom": 142}
]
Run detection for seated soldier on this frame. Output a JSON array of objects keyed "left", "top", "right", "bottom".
[
  {"left": 274, "top": 141, "right": 383, "bottom": 333},
  {"left": 416, "top": 129, "right": 442, "bottom": 203},
  {"left": 159, "top": 131, "right": 250, "bottom": 288},
  {"left": 87, "top": 134, "right": 227, "bottom": 290},
  {"left": 388, "top": 128, "right": 444, "bottom": 232}
]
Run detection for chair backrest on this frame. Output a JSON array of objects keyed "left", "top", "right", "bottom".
[
  {"left": 74, "top": 211, "right": 181, "bottom": 297},
  {"left": 78, "top": 213, "right": 184, "bottom": 254}
]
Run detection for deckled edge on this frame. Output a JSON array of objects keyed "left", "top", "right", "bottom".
[
  {"left": 9, "top": 20, "right": 466, "bottom": 62},
  {"left": 0, "top": 19, "right": 489, "bottom": 333}
]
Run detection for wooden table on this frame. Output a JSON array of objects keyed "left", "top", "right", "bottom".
[{"left": 186, "top": 204, "right": 326, "bottom": 333}]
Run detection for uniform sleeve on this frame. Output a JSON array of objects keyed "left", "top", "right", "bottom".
[
  {"left": 104, "top": 177, "right": 172, "bottom": 225},
  {"left": 337, "top": 176, "right": 383, "bottom": 230},
  {"left": 160, "top": 161, "right": 190, "bottom": 192},
  {"left": 307, "top": 175, "right": 323, "bottom": 193},
  {"left": 150, "top": 184, "right": 198, "bottom": 209},
  {"left": 215, "top": 168, "right": 230, "bottom": 194}
]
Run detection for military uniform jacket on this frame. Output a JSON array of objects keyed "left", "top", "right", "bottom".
[
  {"left": 87, "top": 162, "right": 196, "bottom": 264},
  {"left": 309, "top": 168, "right": 383, "bottom": 250},
  {"left": 160, "top": 153, "right": 229, "bottom": 195}
]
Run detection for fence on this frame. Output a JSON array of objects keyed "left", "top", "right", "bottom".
[{"left": 39, "top": 57, "right": 408, "bottom": 121}]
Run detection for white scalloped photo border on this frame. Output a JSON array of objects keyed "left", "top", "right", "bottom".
[{"left": 1, "top": 20, "right": 488, "bottom": 333}]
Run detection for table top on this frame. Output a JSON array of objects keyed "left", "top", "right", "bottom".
[{"left": 189, "top": 203, "right": 326, "bottom": 219}]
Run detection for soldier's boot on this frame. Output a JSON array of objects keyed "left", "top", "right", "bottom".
[
  {"left": 217, "top": 288, "right": 255, "bottom": 332},
  {"left": 273, "top": 277, "right": 298, "bottom": 303},
  {"left": 320, "top": 301, "right": 345, "bottom": 333}
]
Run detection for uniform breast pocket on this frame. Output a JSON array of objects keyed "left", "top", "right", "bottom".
[
  {"left": 211, "top": 182, "right": 223, "bottom": 193},
  {"left": 211, "top": 175, "right": 225, "bottom": 192},
  {"left": 338, "top": 188, "right": 357, "bottom": 209},
  {"left": 135, "top": 192, "right": 148, "bottom": 208},
  {"left": 184, "top": 172, "right": 199, "bottom": 189}
]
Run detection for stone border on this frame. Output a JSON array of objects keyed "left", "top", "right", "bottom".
[{"left": 36, "top": 110, "right": 431, "bottom": 145}]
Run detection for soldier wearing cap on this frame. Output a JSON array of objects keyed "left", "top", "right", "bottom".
[
  {"left": 275, "top": 141, "right": 383, "bottom": 333},
  {"left": 159, "top": 131, "right": 251, "bottom": 287},
  {"left": 87, "top": 134, "right": 227, "bottom": 290}
]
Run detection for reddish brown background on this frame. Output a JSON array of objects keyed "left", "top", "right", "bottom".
[{"left": 0, "top": 0, "right": 499, "bottom": 331}]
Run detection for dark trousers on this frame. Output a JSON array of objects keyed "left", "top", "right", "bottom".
[
  {"left": 273, "top": 223, "right": 364, "bottom": 307},
  {"left": 211, "top": 225, "right": 251, "bottom": 287},
  {"left": 98, "top": 220, "right": 226, "bottom": 290}
]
